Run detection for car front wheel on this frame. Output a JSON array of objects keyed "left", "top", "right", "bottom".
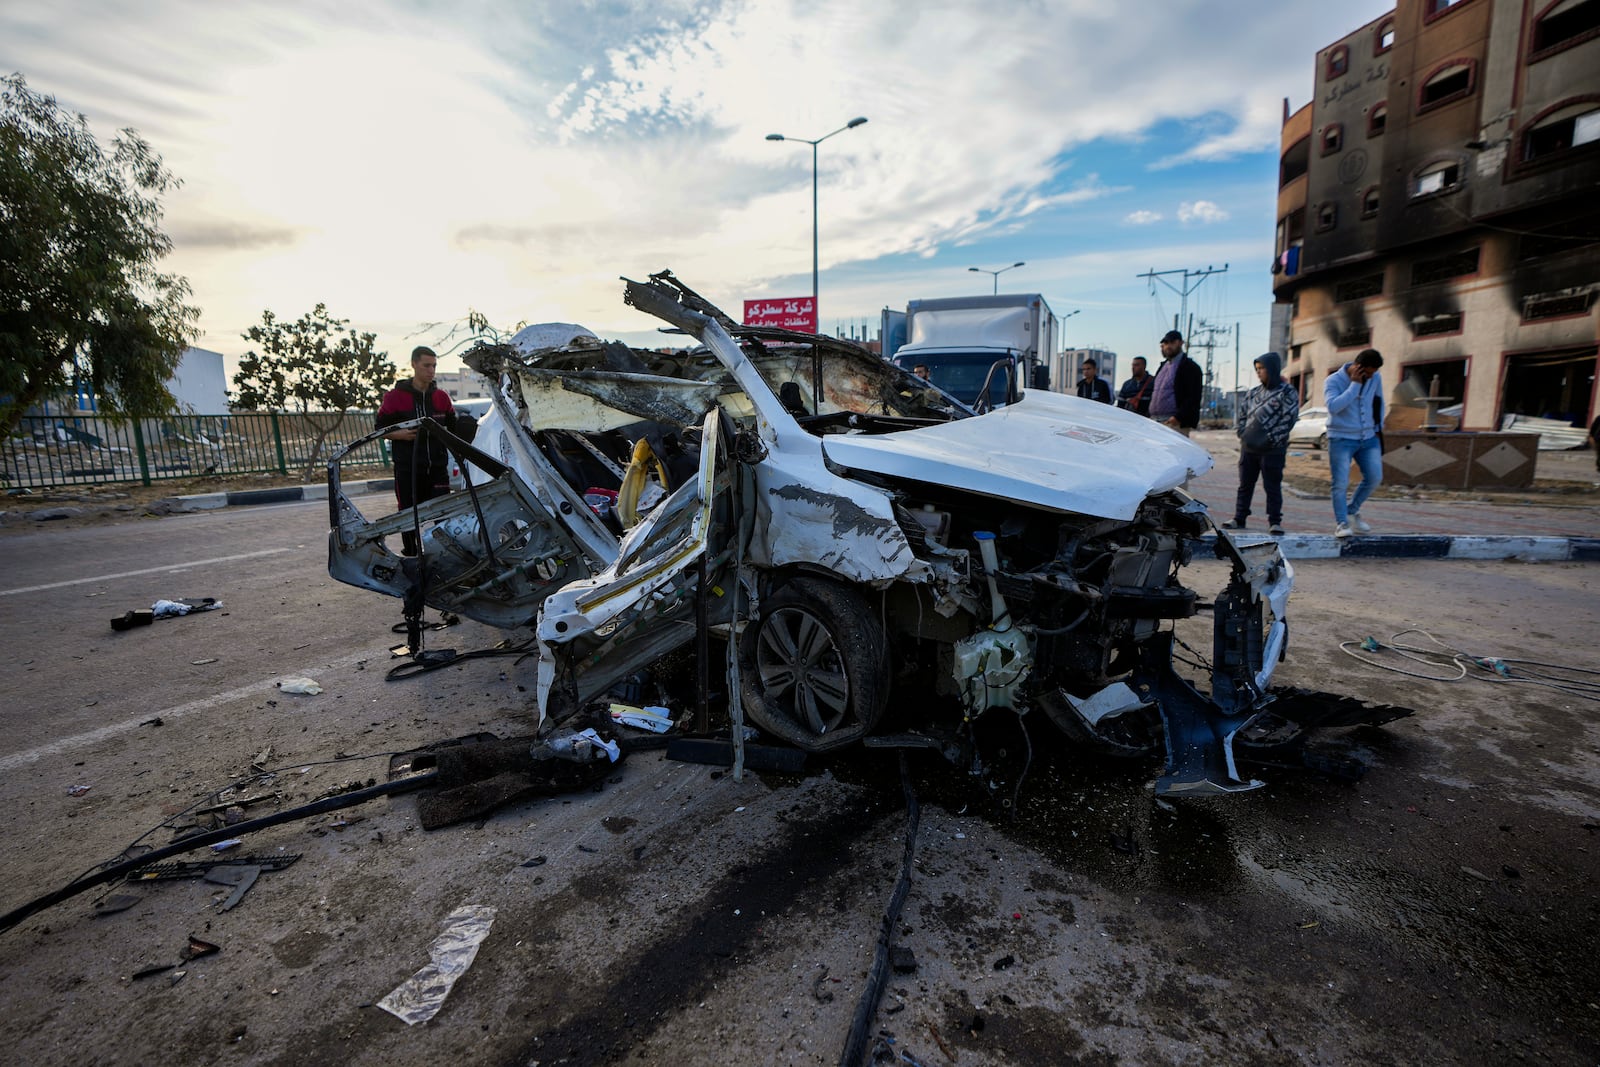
[
  {"left": 739, "top": 578, "right": 887, "bottom": 752},
  {"left": 1317, "top": 432, "right": 1327, "bottom": 450}
]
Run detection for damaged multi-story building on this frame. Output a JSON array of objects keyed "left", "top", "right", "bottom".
[{"left": 1272, "top": 0, "right": 1599, "bottom": 429}]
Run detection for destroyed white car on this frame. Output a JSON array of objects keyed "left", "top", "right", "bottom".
[{"left": 328, "top": 273, "right": 1295, "bottom": 795}]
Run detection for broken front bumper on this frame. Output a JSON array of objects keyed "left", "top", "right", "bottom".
[{"left": 1045, "top": 528, "right": 1294, "bottom": 797}]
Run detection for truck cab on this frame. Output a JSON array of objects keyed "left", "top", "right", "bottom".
[{"left": 892, "top": 349, "right": 1019, "bottom": 411}]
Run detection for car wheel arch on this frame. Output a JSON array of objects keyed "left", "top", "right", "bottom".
[{"left": 738, "top": 574, "right": 890, "bottom": 752}]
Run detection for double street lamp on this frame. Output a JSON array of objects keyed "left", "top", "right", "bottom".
[
  {"left": 765, "top": 116, "right": 869, "bottom": 310},
  {"left": 969, "top": 261, "right": 1026, "bottom": 294}
]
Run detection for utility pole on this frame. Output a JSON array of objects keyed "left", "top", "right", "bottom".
[
  {"left": 1234, "top": 323, "right": 1241, "bottom": 413},
  {"left": 1137, "top": 264, "right": 1229, "bottom": 345},
  {"left": 1193, "top": 320, "right": 1233, "bottom": 415}
]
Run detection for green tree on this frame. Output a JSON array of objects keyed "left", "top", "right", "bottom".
[
  {"left": 0, "top": 73, "right": 199, "bottom": 437},
  {"left": 231, "top": 304, "right": 396, "bottom": 481}
]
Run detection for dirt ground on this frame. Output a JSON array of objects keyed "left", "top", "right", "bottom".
[
  {"left": 0, "top": 470, "right": 377, "bottom": 531},
  {"left": 1, "top": 506, "right": 1597, "bottom": 1065}
]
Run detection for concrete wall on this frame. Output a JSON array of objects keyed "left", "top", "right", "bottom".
[{"left": 167, "top": 348, "right": 228, "bottom": 412}]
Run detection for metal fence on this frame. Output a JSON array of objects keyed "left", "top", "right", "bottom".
[{"left": 2, "top": 411, "right": 392, "bottom": 489}]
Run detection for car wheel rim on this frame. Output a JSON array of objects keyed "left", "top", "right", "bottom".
[{"left": 755, "top": 606, "right": 851, "bottom": 735}]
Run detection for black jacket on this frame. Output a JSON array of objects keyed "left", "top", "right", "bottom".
[
  {"left": 1117, "top": 374, "right": 1153, "bottom": 416},
  {"left": 1155, "top": 354, "right": 1203, "bottom": 429},
  {"left": 1075, "top": 377, "right": 1113, "bottom": 404}
]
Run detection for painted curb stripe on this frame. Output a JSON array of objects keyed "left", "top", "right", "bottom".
[
  {"left": 226, "top": 487, "right": 305, "bottom": 505},
  {"left": 1192, "top": 535, "right": 1595, "bottom": 561}
]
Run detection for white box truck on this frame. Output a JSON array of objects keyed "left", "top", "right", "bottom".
[{"left": 882, "top": 294, "right": 1058, "bottom": 410}]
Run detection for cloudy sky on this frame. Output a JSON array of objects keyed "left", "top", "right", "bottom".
[{"left": 3, "top": 0, "right": 1392, "bottom": 387}]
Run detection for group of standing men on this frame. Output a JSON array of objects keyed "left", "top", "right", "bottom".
[
  {"left": 1078, "top": 329, "right": 1203, "bottom": 436},
  {"left": 1077, "top": 332, "right": 1387, "bottom": 539}
]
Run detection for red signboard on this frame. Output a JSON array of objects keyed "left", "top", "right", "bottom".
[{"left": 743, "top": 296, "right": 817, "bottom": 334}]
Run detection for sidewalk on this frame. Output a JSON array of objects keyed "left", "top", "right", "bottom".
[
  {"left": 1190, "top": 430, "right": 1598, "bottom": 534},
  {"left": 160, "top": 437, "right": 1599, "bottom": 562},
  {"left": 167, "top": 477, "right": 394, "bottom": 510}
]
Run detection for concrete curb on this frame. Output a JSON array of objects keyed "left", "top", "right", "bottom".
[
  {"left": 171, "top": 479, "right": 392, "bottom": 512},
  {"left": 1202, "top": 533, "right": 1600, "bottom": 562}
]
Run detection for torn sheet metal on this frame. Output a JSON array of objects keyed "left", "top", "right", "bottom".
[
  {"left": 513, "top": 369, "right": 727, "bottom": 432},
  {"left": 533, "top": 409, "right": 725, "bottom": 723},
  {"left": 377, "top": 904, "right": 497, "bottom": 1026}
]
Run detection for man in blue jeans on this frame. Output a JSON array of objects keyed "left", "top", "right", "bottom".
[{"left": 1323, "top": 348, "right": 1385, "bottom": 538}]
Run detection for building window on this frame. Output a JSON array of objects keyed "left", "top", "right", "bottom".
[
  {"left": 1316, "top": 202, "right": 1338, "bottom": 232},
  {"left": 1414, "top": 312, "right": 1464, "bottom": 337},
  {"left": 1368, "top": 102, "right": 1387, "bottom": 137},
  {"left": 1336, "top": 273, "right": 1385, "bottom": 302},
  {"left": 1412, "top": 247, "right": 1481, "bottom": 285},
  {"left": 1418, "top": 61, "right": 1476, "bottom": 112},
  {"left": 1425, "top": 0, "right": 1472, "bottom": 20},
  {"left": 1518, "top": 222, "right": 1600, "bottom": 261},
  {"left": 1376, "top": 19, "right": 1396, "bottom": 53},
  {"left": 1276, "top": 207, "right": 1306, "bottom": 255},
  {"left": 1523, "top": 291, "right": 1596, "bottom": 320},
  {"left": 1321, "top": 124, "right": 1344, "bottom": 155},
  {"left": 1361, "top": 186, "right": 1381, "bottom": 218},
  {"left": 1531, "top": 0, "right": 1600, "bottom": 57},
  {"left": 1280, "top": 136, "right": 1310, "bottom": 187},
  {"left": 1336, "top": 325, "right": 1373, "bottom": 349},
  {"left": 1411, "top": 160, "right": 1463, "bottom": 198},
  {"left": 1327, "top": 44, "right": 1351, "bottom": 79},
  {"left": 1521, "top": 101, "right": 1600, "bottom": 162}
]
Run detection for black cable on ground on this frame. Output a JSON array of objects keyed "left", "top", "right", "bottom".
[
  {"left": 386, "top": 637, "right": 540, "bottom": 680},
  {"left": 0, "top": 773, "right": 436, "bottom": 937},
  {"left": 1008, "top": 708, "right": 1034, "bottom": 818},
  {"left": 839, "top": 751, "right": 921, "bottom": 1067}
]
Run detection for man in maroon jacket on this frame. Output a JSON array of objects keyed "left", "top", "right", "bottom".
[{"left": 375, "top": 346, "right": 455, "bottom": 555}]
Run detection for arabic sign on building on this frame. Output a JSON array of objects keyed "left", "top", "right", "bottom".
[{"left": 743, "top": 297, "right": 816, "bottom": 334}]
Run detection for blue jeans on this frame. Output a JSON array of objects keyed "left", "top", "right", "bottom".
[{"left": 1329, "top": 435, "right": 1382, "bottom": 523}]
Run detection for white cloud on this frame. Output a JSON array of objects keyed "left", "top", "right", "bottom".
[
  {"left": 1178, "top": 200, "right": 1230, "bottom": 225},
  {"left": 1124, "top": 210, "right": 1163, "bottom": 225}
]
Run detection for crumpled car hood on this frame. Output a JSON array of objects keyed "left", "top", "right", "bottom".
[{"left": 820, "top": 390, "right": 1213, "bottom": 519}]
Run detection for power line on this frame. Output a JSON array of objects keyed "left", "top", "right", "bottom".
[{"left": 1137, "top": 264, "right": 1229, "bottom": 338}]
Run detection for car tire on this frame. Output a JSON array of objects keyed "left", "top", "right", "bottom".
[
  {"left": 1317, "top": 432, "right": 1327, "bottom": 450},
  {"left": 739, "top": 577, "right": 887, "bottom": 753}
]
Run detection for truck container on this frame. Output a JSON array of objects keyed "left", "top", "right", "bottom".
[{"left": 883, "top": 294, "right": 1058, "bottom": 410}]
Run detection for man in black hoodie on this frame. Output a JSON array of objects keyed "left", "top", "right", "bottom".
[
  {"left": 376, "top": 346, "right": 456, "bottom": 555},
  {"left": 1222, "top": 352, "right": 1299, "bottom": 535}
]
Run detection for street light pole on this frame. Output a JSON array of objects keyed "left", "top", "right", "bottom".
[
  {"left": 766, "top": 116, "right": 869, "bottom": 317},
  {"left": 968, "top": 261, "right": 1026, "bottom": 295}
]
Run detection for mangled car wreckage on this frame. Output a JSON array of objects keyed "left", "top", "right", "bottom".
[{"left": 329, "top": 273, "right": 1297, "bottom": 796}]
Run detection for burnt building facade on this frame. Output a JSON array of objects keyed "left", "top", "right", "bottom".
[{"left": 1273, "top": 0, "right": 1600, "bottom": 430}]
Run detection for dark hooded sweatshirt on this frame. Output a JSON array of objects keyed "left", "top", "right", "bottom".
[{"left": 1235, "top": 351, "right": 1299, "bottom": 453}]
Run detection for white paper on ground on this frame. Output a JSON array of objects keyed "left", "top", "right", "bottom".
[{"left": 377, "top": 904, "right": 497, "bottom": 1026}]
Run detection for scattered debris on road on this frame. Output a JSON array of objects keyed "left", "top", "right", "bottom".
[{"left": 109, "top": 597, "right": 221, "bottom": 631}]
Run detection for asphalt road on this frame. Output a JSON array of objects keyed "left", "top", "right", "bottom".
[{"left": 1, "top": 504, "right": 1598, "bottom": 1065}]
